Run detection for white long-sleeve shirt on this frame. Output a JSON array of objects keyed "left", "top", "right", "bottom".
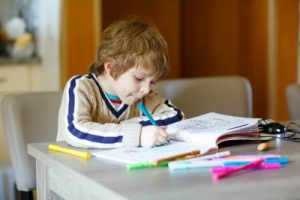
[{"left": 56, "top": 74, "right": 184, "bottom": 148}]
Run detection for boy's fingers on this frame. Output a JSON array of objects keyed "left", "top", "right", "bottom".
[
  {"left": 158, "top": 128, "right": 168, "bottom": 137},
  {"left": 158, "top": 135, "right": 167, "bottom": 143},
  {"left": 155, "top": 139, "right": 167, "bottom": 146}
]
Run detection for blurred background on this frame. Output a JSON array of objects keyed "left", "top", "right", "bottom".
[
  {"left": 0, "top": 0, "right": 298, "bottom": 127},
  {"left": 0, "top": 0, "right": 298, "bottom": 198},
  {"left": 1, "top": 0, "right": 298, "bottom": 121}
]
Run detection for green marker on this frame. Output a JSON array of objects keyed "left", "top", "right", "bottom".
[
  {"left": 127, "top": 161, "right": 169, "bottom": 170},
  {"left": 127, "top": 161, "right": 154, "bottom": 170},
  {"left": 158, "top": 161, "right": 169, "bottom": 167}
]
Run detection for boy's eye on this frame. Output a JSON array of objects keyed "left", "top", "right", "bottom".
[
  {"left": 135, "top": 76, "right": 144, "bottom": 81},
  {"left": 150, "top": 81, "right": 156, "bottom": 85}
]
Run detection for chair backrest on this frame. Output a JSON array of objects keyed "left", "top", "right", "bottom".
[
  {"left": 154, "top": 76, "right": 253, "bottom": 118},
  {"left": 286, "top": 83, "right": 300, "bottom": 120},
  {"left": 1, "top": 91, "right": 62, "bottom": 191}
]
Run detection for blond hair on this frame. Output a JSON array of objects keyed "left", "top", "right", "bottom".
[{"left": 89, "top": 18, "right": 169, "bottom": 80}]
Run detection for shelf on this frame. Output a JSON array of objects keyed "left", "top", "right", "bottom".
[{"left": 0, "top": 56, "right": 41, "bottom": 65}]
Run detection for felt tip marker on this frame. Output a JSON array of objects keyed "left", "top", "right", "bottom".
[
  {"left": 48, "top": 144, "right": 91, "bottom": 159},
  {"left": 168, "top": 151, "right": 231, "bottom": 171},
  {"left": 153, "top": 150, "right": 201, "bottom": 166},
  {"left": 138, "top": 102, "right": 158, "bottom": 126},
  {"left": 127, "top": 161, "right": 168, "bottom": 170},
  {"left": 210, "top": 163, "right": 282, "bottom": 173},
  {"left": 212, "top": 159, "right": 265, "bottom": 181},
  {"left": 223, "top": 157, "right": 288, "bottom": 166}
]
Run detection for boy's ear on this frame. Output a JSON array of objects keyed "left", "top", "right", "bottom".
[{"left": 104, "top": 59, "right": 114, "bottom": 73}]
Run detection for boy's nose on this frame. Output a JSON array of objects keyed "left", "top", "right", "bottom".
[{"left": 140, "top": 83, "right": 151, "bottom": 94}]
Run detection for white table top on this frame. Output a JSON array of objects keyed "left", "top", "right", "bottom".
[{"left": 28, "top": 139, "right": 300, "bottom": 200}]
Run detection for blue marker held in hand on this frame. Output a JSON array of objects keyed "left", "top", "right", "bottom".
[
  {"left": 137, "top": 101, "right": 158, "bottom": 126},
  {"left": 138, "top": 101, "right": 170, "bottom": 145}
]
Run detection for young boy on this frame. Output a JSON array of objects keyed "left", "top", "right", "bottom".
[{"left": 56, "top": 18, "right": 184, "bottom": 148}]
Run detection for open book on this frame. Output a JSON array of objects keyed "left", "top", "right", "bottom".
[
  {"left": 92, "top": 112, "right": 262, "bottom": 165},
  {"left": 167, "top": 112, "right": 261, "bottom": 152}
]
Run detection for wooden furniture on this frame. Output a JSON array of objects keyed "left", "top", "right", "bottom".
[
  {"left": 28, "top": 139, "right": 300, "bottom": 200},
  {"left": 100, "top": 0, "right": 298, "bottom": 121},
  {"left": 0, "top": 63, "right": 41, "bottom": 200},
  {"left": 0, "top": 63, "right": 41, "bottom": 162}
]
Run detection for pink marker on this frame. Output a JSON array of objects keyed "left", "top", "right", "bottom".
[
  {"left": 211, "top": 159, "right": 264, "bottom": 181},
  {"left": 210, "top": 163, "right": 281, "bottom": 173},
  {"left": 225, "top": 154, "right": 281, "bottom": 159}
]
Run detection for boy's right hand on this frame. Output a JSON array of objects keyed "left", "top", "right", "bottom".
[{"left": 140, "top": 126, "right": 169, "bottom": 148}]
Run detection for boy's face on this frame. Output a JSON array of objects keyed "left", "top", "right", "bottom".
[{"left": 108, "top": 64, "right": 158, "bottom": 105}]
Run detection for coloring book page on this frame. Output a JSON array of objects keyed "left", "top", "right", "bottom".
[{"left": 166, "top": 112, "right": 259, "bottom": 145}]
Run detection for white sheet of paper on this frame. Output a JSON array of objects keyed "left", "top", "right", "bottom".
[{"left": 91, "top": 140, "right": 211, "bottom": 164}]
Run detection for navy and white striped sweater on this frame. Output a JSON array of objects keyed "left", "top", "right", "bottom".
[{"left": 56, "top": 74, "right": 184, "bottom": 148}]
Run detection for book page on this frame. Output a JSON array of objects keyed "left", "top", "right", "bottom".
[
  {"left": 166, "top": 112, "right": 259, "bottom": 145},
  {"left": 91, "top": 141, "right": 213, "bottom": 164}
]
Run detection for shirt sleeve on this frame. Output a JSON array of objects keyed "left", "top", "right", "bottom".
[
  {"left": 138, "top": 91, "right": 185, "bottom": 126},
  {"left": 57, "top": 75, "right": 141, "bottom": 149}
]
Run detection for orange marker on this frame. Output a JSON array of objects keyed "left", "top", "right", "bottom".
[{"left": 152, "top": 150, "right": 200, "bottom": 166}]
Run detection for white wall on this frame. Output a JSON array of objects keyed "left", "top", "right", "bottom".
[{"left": 37, "top": 0, "right": 61, "bottom": 91}]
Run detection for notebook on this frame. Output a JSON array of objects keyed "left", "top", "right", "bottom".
[
  {"left": 92, "top": 112, "right": 262, "bottom": 165},
  {"left": 167, "top": 112, "right": 261, "bottom": 150},
  {"left": 92, "top": 140, "right": 205, "bottom": 164}
]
